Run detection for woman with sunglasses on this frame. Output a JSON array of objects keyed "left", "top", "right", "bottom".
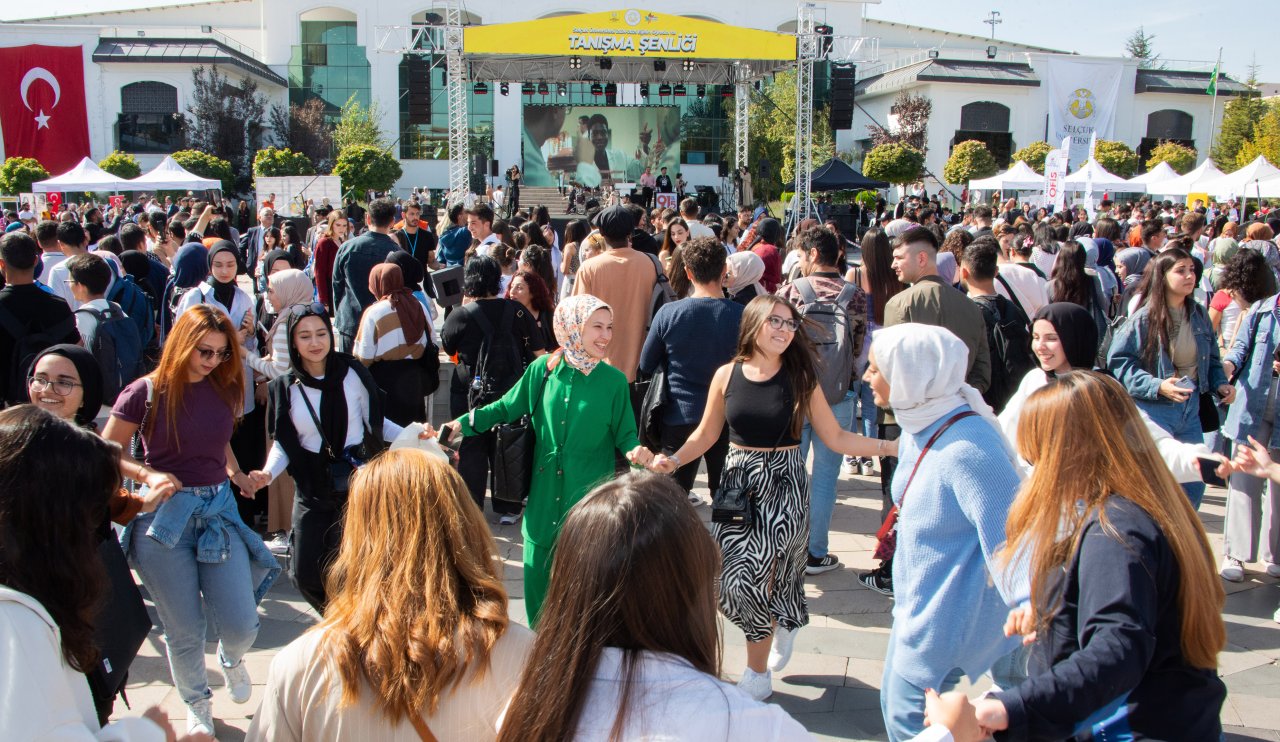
[
  {"left": 247, "top": 306, "right": 412, "bottom": 615},
  {"left": 102, "top": 304, "right": 279, "bottom": 737},
  {"left": 649, "top": 295, "right": 897, "bottom": 702}
]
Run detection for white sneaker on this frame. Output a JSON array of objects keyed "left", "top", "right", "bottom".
[
  {"left": 1274, "top": 605, "right": 1280, "bottom": 624},
  {"left": 841, "top": 457, "right": 858, "bottom": 477},
  {"left": 1266, "top": 563, "right": 1280, "bottom": 578},
  {"left": 498, "top": 513, "right": 521, "bottom": 526},
  {"left": 768, "top": 627, "right": 796, "bottom": 672},
  {"left": 187, "top": 697, "right": 215, "bottom": 736},
  {"left": 687, "top": 491, "right": 703, "bottom": 506},
  {"left": 737, "top": 667, "right": 773, "bottom": 701},
  {"left": 222, "top": 659, "right": 252, "bottom": 704},
  {"left": 1221, "top": 557, "right": 1245, "bottom": 583}
]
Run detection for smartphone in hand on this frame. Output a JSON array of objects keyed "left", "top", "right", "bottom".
[{"left": 1199, "top": 456, "right": 1227, "bottom": 487}]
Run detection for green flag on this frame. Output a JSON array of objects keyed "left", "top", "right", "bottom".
[{"left": 1207, "top": 62, "right": 1219, "bottom": 96}]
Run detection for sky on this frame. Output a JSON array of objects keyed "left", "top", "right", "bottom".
[{"left": 3, "top": 0, "right": 1271, "bottom": 83}]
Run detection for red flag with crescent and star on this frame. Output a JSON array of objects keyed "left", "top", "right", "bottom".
[{"left": 0, "top": 45, "right": 90, "bottom": 174}]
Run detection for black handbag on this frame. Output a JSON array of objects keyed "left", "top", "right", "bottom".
[
  {"left": 490, "top": 360, "right": 554, "bottom": 505},
  {"left": 86, "top": 533, "right": 153, "bottom": 725},
  {"left": 1199, "top": 391, "right": 1222, "bottom": 433},
  {"left": 295, "top": 378, "right": 381, "bottom": 495},
  {"left": 712, "top": 384, "right": 790, "bottom": 526},
  {"left": 638, "top": 361, "right": 668, "bottom": 450}
]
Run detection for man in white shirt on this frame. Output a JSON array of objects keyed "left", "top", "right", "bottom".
[
  {"left": 991, "top": 227, "right": 1049, "bottom": 317},
  {"left": 468, "top": 203, "right": 500, "bottom": 256},
  {"left": 680, "top": 198, "right": 715, "bottom": 239},
  {"left": 44, "top": 221, "right": 90, "bottom": 309}
]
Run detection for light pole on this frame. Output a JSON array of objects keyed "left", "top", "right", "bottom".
[{"left": 984, "top": 11, "right": 1002, "bottom": 40}]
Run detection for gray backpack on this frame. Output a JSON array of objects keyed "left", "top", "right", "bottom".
[{"left": 793, "top": 277, "right": 857, "bottom": 405}]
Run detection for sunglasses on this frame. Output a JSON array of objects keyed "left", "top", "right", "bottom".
[
  {"left": 195, "top": 347, "right": 234, "bottom": 363},
  {"left": 766, "top": 315, "right": 801, "bottom": 332}
]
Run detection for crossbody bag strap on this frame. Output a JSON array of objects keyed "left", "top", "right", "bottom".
[
  {"left": 994, "top": 273, "right": 1027, "bottom": 319},
  {"left": 294, "top": 378, "right": 336, "bottom": 459},
  {"left": 407, "top": 713, "right": 439, "bottom": 742},
  {"left": 897, "top": 411, "right": 979, "bottom": 510}
]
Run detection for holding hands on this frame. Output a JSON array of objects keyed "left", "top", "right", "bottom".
[{"left": 139, "top": 469, "right": 183, "bottom": 512}]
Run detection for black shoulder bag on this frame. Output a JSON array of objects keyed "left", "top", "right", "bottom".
[
  {"left": 295, "top": 373, "right": 380, "bottom": 496},
  {"left": 490, "top": 358, "right": 554, "bottom": 505},
  {"left": 710, "top": 363, "right": 791, "bottom": 527}
]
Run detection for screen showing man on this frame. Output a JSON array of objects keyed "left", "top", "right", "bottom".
[{"left": 522, "top": 105, "right": 680, "bottom": 189}]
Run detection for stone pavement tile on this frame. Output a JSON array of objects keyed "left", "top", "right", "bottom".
[
  {"left": 843, "top": 657, "right": 886, "bottom": 689},
  {"left": 793, "top": 710, "right": 886, "bottom": 741},
  {"left": 775, "top": 652, "right": 850, "bottom": 688},
  {"left": 1234, "top": 693, "right": 1280, "bottom": 731},
  {"left": 794, "top": 626, "right": 889, "bottom": 661},
  {"left": 1226, "top": 583, "right": 1280, "bottom": 626},
  {"left": 1226, "top": 726, "right": 1280, "bottom": 741},
  {"left": 833, "top": 684, "right": 882, "bottom": 710},
  {"left": 771, "top": 680, "right": 841, "bottom": 715},
  {"left": 1224, "top": 665, "right": 1280, "bottom": 700},
  {"left": 1220, "top": 641, "right": 1277, "bottom": 678},
  {"left": 1222, "top": 694, "right": 1246, "bottom": 727}
]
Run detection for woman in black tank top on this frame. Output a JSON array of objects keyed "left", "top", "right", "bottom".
[{"left": 645, "top": 295, "right": 898, "bottom": 702}]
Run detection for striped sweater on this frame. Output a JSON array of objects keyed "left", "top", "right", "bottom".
[{"left": 353, "top": 300, "right": 431, "bottom": 365}]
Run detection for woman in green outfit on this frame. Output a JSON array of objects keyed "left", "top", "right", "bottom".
[{"left": 436, "top": 294, "right": 653, "bottom": 624}]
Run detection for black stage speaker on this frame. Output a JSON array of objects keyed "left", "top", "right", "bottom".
[
  {"left": 695, "top": 185, "right": 718, "bottom": 214},
  {"left": 491, "top": 159, "right": 500, "bottom": 177},
  {"left": 829, "top": 64, "right": 856, "bottom": 131},
  {"left": 401, "top": 56, "right": 432, "bottom": 126},
  {"left": 718, "top": 160, "right": 729, "bottom": 177}
]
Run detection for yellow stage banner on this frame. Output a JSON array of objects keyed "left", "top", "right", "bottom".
[{"left": 464, "top": 9, "right": 796, "bottom": 61}]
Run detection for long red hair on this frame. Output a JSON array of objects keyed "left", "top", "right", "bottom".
[{"left": 145, "top": 304, "right": 244, "bottom": 441}]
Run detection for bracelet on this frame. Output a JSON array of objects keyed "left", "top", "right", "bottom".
[
  {"left": 877, "top": 439, "right": 887, "bottom": 454},
  {"left": 668, "top": 453, "right": 682, "bottom": 468}
]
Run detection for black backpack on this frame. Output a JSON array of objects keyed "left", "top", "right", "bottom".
[
  {"left": 467, "top": 301, "right": 528, "bottom": 409},
  {"left": 973, "top": 294, "right": 1035, "bottom": 413},
  {"left": 0, "top": 302, "right": 76, "bottom": 405},
  {"left": 77, "top": 302, "right": 146, "bottom": 404}
]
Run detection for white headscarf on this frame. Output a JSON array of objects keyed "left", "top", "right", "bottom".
[{"left": 871, "top": 323, "right": 1016, "bottom": 462}]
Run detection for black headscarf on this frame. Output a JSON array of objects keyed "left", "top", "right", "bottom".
[
  {"left": 1033, "top": 302, "right": 1098, "bottom": 373},
  {"left": 385, "top": 249, "right": 424, "bottom": 291},
  {"left": 119, "top": 250, "right": 156, "bottom": 298},
  {"left": 285, "top": 308, "right": 350, "bottom": 456},
  {"left": 261, "top": 248, "right": 293, "bottom": 275},
  {"left": 31, "top": 344, "right": 104, "bottom": 429},
  {"left": 207, "top": 240, "right": 240, "bottom": 310}
]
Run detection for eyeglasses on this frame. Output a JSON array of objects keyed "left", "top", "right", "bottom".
[
  {"left": 29, "top": 375, "right": 81, "bottom": 396},
  {"left": 766, "top": 315, "right": 801, "bottom": 332},
  {"left": 195, "top": 347, "right": 234, "bottom": 363}
]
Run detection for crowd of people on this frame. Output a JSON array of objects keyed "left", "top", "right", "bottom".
[{"left": 0, "top": 182, "right": 1271, "bottom": 741}]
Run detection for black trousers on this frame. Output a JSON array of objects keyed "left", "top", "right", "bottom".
[
  {"left": 231, "top": 404, "right": 267, "bottom": 526},
  {"left": 660, "top": 420, "right": 730, "bottom": 495},
  {"left": 289, "top": 490, "right": 345, "bottom": 614},
  {"left": 452, "top": 391, "right": 521, "bottom": 515},
  {"left": 877, "top": 422, "right": 901, "bottom": 521}
]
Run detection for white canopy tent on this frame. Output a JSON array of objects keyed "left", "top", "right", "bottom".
[
  {"left": 968, "top": 161, "right": 1045, "bottom": 191},
  {"left": 31, "top": 157, "right": 131, "bottom": 193},
  {"left": 1125, "top": 161, "right": 1180, "bottom": 189},
  {"left": 1063, "top": 159, "right": 1143, "bottom": 192},
  {"left": 1147, "top": 159, "right": 1226, "bottom": 198},
  {"left": 128, "top": 156, "right": 221, "bottom": 191},
  {"left": 1195, "top": 156, "right": 1280, "bottom": 199}
]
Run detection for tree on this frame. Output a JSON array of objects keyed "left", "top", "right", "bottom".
[
  {"left": 1012, "top": 141, "right": 1053, "bottom": 174},
  {"left": 185, "top": 65, "right": 269, "bottom": 193},
  {"left": 253, "top": 147, "right": 315, "bottom": 178},
  {"left": 863, "top": 142, "right": 925, "bottom": 186},
  {"left": 0, "top": 157, "right": 49, "bottom": 195},
  {"left": 742, "top": 70, "right": 837, "bottom": 201},
  {"left": 332, "top": 95, "right": 387, "bottom": 153},
  {"left": 98, "top": 151, "right": 141, "bottom": 180},
  {"left": 1236, "top": 101, "right": 1280, "bottom": 168},
  {"left": 171, "top": 149, "right": 235, "bottom": 193},
  {"left": 1093, "top": 140, "right": 1140, "bottom": 178},
  {"left": 269, "top": 98, "right": 334, "bottom": 173},
  {"left": 867, "top": 91, "right": 932, "bottom": 154},
  {"left": 942, "top": 140, "right": 998, "bottom": 184},
  {"left": 1145, "top": 140, "right": 1198, "bottom": 174},
  {"left": 1213, "top": 69, "right": 1266, "bottom": 166},
  {"left": 1123, "top": 27, "right": 1162, "bottom": 70},
  {"left": 333, "top": 144, "right": 402, "bottom": 198}
]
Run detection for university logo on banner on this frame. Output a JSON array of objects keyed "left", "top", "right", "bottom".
[
  {"left": 0, "top": 45, "right": 91, "bottom": 174},
  {"left": 1041, "top": 57, "right": 1124, "bottom": 169}
]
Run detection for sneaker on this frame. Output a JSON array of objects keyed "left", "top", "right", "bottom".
[
  {"left": 222, "top": 659, "right": 252, "bottom": 704},
  {"left": 860, "top": 564, "right": 894, "bottom": 596},
  {"left": 1274, "top": 605, "right": 1280, "bottom": 624},
  {"left": 1266, "top": 563, "right": 1280, "bottom": 578},
  {"left": 768, "top": 627, "right": 796, "bottom": 672},
  {"left": 806, "top": 553, "right": 841, "bottom": 575},
  {"left": 737, "top": 667, "right": 773, "bottom": 701},
  {"left": 860, "top": 457, "right": 877, "bottom": 476},
  {"left": 498, "top": 513, "right": 521, "bottom": 526},
  {"left": 1221, "top": 557, "right": 1245, "bottom": 583},
  {"left": 687, "top": 491, "right": 704, "bottom": 506},
  {"left": 265, "top": 531, "right": 290, "bottom": 556},
  {"left": 841, "top": 456, "right": 859, "bottom": 477},
  {"left": 186, "top": 697, "right": 215, "bottom": 736}
]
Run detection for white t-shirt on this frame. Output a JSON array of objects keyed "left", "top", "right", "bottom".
[
  {"left": 994, "top": 262, "right": 1050, "bottom": 317},
  {"left": 685, "top": 220, "right": 716, "bottom": 240}
]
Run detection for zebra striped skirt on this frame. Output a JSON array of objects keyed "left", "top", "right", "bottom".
[{"left": 712, "top": 446, "right": 809, "bottom": 642}]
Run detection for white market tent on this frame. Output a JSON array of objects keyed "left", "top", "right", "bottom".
[
  {"left": 1195, "top": 156, "right": 1280, "bottom": 199},
  {"left": 1147, "top": 158, "right": 1226, "bottom": 197},
  {"left": 31, "top": 157, "right": 131, "bottom": 193},
  {"left": 1125, "top": 161, "right": 1180, "bottom": 189},
  {"left": 128, "top": 155, "right": 221, "bottom": 190},
  {"left": 1063, "top": 159, "right": 1143, "bottom": 192},
  {"left": 968, "top": 160, "right": 1044, "bottom": 191}
]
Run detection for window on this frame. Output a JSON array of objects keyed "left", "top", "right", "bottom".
[
  {"left": 117, "top": 82, "right": 181, "bottom": 153},
  {"left": 959, "top": 101, "right": 1011, "bottom": 133},
  {"left": 288, "top": 17, "right": 371, "bottom": 122},
  {"left": 399, "top": 57, "right": 494, "bottom": 161}
]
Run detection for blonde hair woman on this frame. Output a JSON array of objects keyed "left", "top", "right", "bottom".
[{"left": 248, "top": 449, "right": 532, "bottom": 741}]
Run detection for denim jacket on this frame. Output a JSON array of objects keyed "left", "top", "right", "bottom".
[
  {"left": 1107, "top": 302, "right": 1226, "bottom": 402},
  {"left": 1224, "top": 295, "right": 1280, "bottom": 448},
  {"left": 120, "top": 482, "right": 280, "bottom": 603}
]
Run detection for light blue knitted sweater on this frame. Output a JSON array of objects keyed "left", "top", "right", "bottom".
[{"left": 888, "top": 404, "right": 1029, "bottom": 688}]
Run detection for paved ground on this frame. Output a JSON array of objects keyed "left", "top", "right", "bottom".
[{"left": 120, "top": 392, "right": 1280, "bottom": 739}]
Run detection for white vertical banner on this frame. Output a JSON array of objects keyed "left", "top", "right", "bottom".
[
  {"left": 1042, "top": 56, "right": 1125, "bottom": 169},
  {"left": 1044, "top": 149, "right": 1069, "bottom": 212}
]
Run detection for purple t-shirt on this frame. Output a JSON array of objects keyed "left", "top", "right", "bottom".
[{"left": 112, "top": 377, "right": 235, "bottom": 487}]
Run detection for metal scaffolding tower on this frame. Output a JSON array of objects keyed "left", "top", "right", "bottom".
[
  {"left": 792, "top": 2, "right": 819, "bottom": 222},
  {"left": 734, "top": 66, "right": 751, "bottom": 174},
  {"left": 442, "top": 2, "right": 470, "bottom": 205}
]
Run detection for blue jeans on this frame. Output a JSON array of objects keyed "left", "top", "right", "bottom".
[
  {"left": 800, "top": 392, "right": 856, "bottom": 558},
  {"left": 852, "top": 379, "right": 876, "bottom": 438},
  {"left": 129, "top": 490, "right": 261, "bottom": 705},
  {"left": 880, "top": 633, "right": 1028, "bottom": 742},
  {"left": 1138, "top": 395, "right": 1207, "bottom": 509}
]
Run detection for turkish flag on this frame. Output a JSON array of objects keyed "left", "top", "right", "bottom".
[{"left": 0, "top": 45, "right": 90, "bottom": 174}]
